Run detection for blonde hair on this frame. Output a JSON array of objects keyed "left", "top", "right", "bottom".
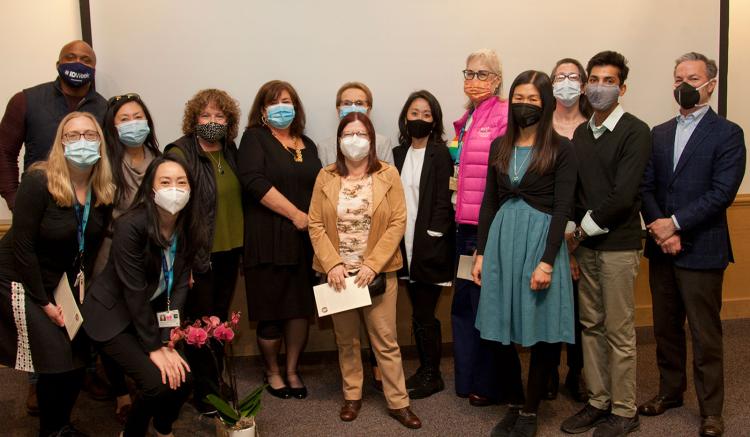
[
  {"left": 29, "top": 112, "right": 115, "bottom": 207},
  {"left": 465, "top": 48, "right": 504, "bottom": 107}
]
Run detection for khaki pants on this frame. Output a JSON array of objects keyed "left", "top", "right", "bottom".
[
  {"left": 331, "top": 272, "right": 409, "bottom": 409},
  {"left": 576, "top": 246, "right": 641, "bottom": 417}
]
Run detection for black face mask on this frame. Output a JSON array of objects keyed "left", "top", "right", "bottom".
[
  {"left": 406, "top": 119, "right": 433, "bottom": 139},
  {"left": 511, "top": 103, "right": 543, "bottom": 128},
  {"left": 673, "top": 81, "right": 709, "bottom": 110}
]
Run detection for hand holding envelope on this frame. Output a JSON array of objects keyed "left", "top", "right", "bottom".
[{"left": 313, "top": 276, "right": 372, "bottom": 317}]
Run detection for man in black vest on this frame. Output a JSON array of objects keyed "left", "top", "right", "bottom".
[
  {"left": 0, "top": 39, "right": 107, "bottom": 211},
  {"left": 0, "top": 40, "right": 108, "bottom": 415}
]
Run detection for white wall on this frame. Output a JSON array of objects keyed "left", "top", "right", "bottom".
[
  {"left": 1, "top": 0, "right": 735, "bottom": 224},
  {"left": 729, "top": 1, "right": 750, "bottom": 194},
  {"left": 89, "top": 0, "right": 719, "bottom": 152},
  {"left": 0, "top": 0, "right": 81, "bottom": 220}
]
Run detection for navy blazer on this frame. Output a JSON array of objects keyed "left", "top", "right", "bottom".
[{"left": 641, "top": 108, "right": 746, "bottom": 269}]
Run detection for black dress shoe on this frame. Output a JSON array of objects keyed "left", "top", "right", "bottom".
[
  {"left": 263, "top": 375, "right": 290, "bottom": 399},
  {"left": 637, "top": 395, "right": 683, "bottom": 416},
  {"left": 564, "top": 372, "right": 588, "bottom": 403},
  {"left": 545, "top": 371, "right": 559, "bottom": 400},
  {"left": 700, "top": 415, "right": 724, "bottom": 437},
  {"left": 287, "top": 372, "right": 308, "bottom": 399},
  {"left": 469, "top": 393, "right": 497, "bottom": 407}
]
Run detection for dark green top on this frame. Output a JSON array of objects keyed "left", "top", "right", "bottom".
[{"left": 207, "top": 150, "right": 243, "bottom": 252}]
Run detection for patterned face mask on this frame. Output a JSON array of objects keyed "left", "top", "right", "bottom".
[{"left": 195, "top": 122, "right": 227, "bottom": 142}]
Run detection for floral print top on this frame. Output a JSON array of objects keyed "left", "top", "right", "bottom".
[{"left": 337, "top": 176, "right": 373, "bottom": 273}]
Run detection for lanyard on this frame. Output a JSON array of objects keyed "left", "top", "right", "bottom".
[
  {"left": 161, "top": 237, "right": 178, "bottom": 310},
  {"left": 454, "top": 111, "right": 474, "bottom": 164},
  {"left": 74, "top": 188, "right": 92, "bottom": 256}
]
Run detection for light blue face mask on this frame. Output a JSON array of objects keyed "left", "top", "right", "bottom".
[
  {"left": 266, "top": 103, "right": 295, "bottom": 129},
  {"left": 338, "top": 105, "right": 368, "bottom": 119},
  {"left": 64, "top": 139, "right": 101, "bottom": 168},
  {"left": 117, "top": 119, "right": 150, "bottom": 147}
]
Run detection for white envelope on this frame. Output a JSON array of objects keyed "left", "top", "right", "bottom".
[
  {"left": 313, "top": 276, "right": 372, "bottom": 317},
  {"left": 53, "top": 273, "right": 83, "bottom": 340},
  {"left": 456, "top": 254, "right": 475, "bottom": 281}
]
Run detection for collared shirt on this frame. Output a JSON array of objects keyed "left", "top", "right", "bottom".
[
  {"left": 673, "top": 105, "right": 710, "bottom": 170},
  {"left": 588, "top": 104, "right": 625, "bottom": 140},
  {"left": 581, "top": 104, "right": 626, "bottom": 235}
]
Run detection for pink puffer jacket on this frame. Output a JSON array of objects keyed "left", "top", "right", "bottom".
[{"left": 453, "top": 97, "right": 508, "bottom": 225}]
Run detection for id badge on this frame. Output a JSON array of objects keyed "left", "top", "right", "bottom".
[
  {"left": 157, "top": 309, "right": 180, "bottom": 328},
  {"left": 449, "top": 164, "right": 459, "bottom": 191}
]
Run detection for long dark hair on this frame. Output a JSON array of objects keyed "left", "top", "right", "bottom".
[
  {"left": 551, "top": 58, "right": 593, "bottom": 119},
  {"left": 128, "top": 155, "right": 206, "bottom": 266},
  {"left": 335, "top": 112, "right": 382, "bottom": 176},
  {"left": 494, "top": 70, "right": 559, "bottom": 175},
  {"left": 103, "top": 94, "right": 161, "bottom": 207},
  {"left": 397, "top": 90, "right": 445, "bottom": 146}
]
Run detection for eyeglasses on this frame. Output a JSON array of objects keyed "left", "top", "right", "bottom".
[
  {"left": 108, "top": 93, "right": 141, "bottom": 105},
  {"left": 340, "top": 100, "right": 369, "bottom": 107},
  {"left": 341, "top": 132, "right": 368, "bottom": 139},
  {"left": 553, "top": 73, "right": 581, "bottom": 83},
  {"left": 62, "top": 130, "right": 100, "bottom": 144},
  {"left": 463, "top": 70, "right": 498, "bottom": 81}
]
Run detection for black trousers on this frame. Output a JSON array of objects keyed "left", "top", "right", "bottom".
[
  {"left": 37, "top": 368, "right": 85, "bottom": 436},
  {"left": 407, "top": 281, "right": 442, "bottom": 326},
  {"left": 499, "top": 342, "right": 559, "bottom": 414},
  {"left": 185, "top": 248, "right": 241, "bottom": 402},
  {"left": 649, "top": 257, "right": 725, "bottom": 416},
  {"left": 96, "top": 330, "right": 192, "bottom": 437}
]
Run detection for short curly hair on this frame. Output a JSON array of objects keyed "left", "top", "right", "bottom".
[{"left": 181, "top": 88, "right": 241, "bottom": 141}]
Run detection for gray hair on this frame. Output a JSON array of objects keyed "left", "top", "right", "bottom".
[
  {"left": 466, "top": 48, "right": 503, "bottom": 96},
  {"left": 675, "top": 52, "right": 718, "bottom": 79}
]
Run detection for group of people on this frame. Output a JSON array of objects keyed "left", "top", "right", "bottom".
[{"left": 0, "top": 40, "right": 744, "bottom": 437}]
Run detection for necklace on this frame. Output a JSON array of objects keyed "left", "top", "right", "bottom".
[
  {"left": 271, "top": 131, "right": 303, "bottom": 163},
  {"left": 512, "top": 146, "right": 532, "bottom": 182},
  {"left": 206, "top": 150, "right": 225, "bottom": 175}
]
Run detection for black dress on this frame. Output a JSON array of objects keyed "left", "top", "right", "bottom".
[
  {"left": 0, "top": 170, "right": 109, "bottom": 373},
  {"left": 237, "top": 127, "right": 321, "bottom": 320}
]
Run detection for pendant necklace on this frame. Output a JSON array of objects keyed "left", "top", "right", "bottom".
[
  {"left": 206, "top": 151, "right": 225, "bottom": 175},
  {"left": 512, "top": 146, "right": 532, "bottom": 182},
  {"left": 272, "top": 131, "right": 303, "bottom": 163}
]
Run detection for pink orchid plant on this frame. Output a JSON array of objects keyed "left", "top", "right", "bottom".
[{"left": 168, "top": 311, "right": 264, "bottom": 429}]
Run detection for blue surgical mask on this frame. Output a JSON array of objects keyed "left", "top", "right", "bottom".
[
  {"left": 266, "top": 103, "right": 295, "bottom": 129},
  {"left": 64, "top": 139, "right": 101, "bottom": 168},
  {"left": 338, "top": 105, "right": 368, "bottom": 119},
  {"left": 116, "top": 119, "right": 150, "bottom": 147}
]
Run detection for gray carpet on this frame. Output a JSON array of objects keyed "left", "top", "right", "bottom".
[{"left": 2, "top": 319, "right": 749, "bottom": 436}]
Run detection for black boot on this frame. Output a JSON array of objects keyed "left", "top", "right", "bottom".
[
  {"left": 405, "top": 319, "right": 426, "bottom": 389},
  {"left": 408, "top": 319, "right": 444, "bottom": 399}
]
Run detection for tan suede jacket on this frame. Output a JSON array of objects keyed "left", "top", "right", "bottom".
[{"left": 308, "top": 162, "right": 406, "bottom": 275}]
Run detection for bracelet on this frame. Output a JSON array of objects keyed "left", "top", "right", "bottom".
[{"left": 538, "top": 265, "right": 553, "bottom": 274}]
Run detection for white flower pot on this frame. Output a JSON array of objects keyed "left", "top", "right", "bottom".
[{"left": 215, "top": 418, "right": 256, "bottom": 437}]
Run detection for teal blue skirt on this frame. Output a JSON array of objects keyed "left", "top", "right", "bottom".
[{"left": 475, "top": 198, "right": 574, "bottom": 346}]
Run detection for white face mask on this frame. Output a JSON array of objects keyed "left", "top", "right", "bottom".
[
  {"left": 553, "top": 79, "right": 582, "bottom": 107},
  {"left": 339, "top": 134, "right": 370, "bottom": 161},
  {"left": 154, "top": 187, "right": 190, "bottom": 215}
]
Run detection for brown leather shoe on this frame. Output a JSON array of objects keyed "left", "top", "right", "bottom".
[
  {"left": 700, "top": 415, "right": 724, "bottom": 437},
  {"left": 388, "top": 407, "right": 422, "bottom": 429},
  {"left": 26, "top": 383, "right": 39, "bottom": 416},
  {"left": 339, "top": 400, "right": 362, "bottom": 422},
  {"left": 637, "top": 394, "right": 683, "bottom": 416}
]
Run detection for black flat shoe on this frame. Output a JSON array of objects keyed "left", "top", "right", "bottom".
[
  {"left": 287, "top": 372, "right": 308, "bottom": 399},
  {"left": 289, "top": 386, "right": 308, "bottom": 399},
  {"left": 263, "top": 375, "right": 290, "bottom": 399}
]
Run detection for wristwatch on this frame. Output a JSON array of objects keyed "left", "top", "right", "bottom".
[{"left": 573, "top": 226, "right": 587, "bottom": 242}]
